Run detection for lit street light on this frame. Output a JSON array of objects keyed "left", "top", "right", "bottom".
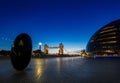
[{"left": 38, "top": 42, "right": 42, "bottom": 51}]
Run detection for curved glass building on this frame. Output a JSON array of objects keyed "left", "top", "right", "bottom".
[{"left": 86, "top": 19, "right": 120, "bottom": 56}]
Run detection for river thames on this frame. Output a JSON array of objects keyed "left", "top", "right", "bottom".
[{"left": 0, "top": 57, "right": 120, "bottom": 83}]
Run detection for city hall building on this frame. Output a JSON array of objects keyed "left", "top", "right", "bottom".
[{"left": 86, "top": 19, "right": 120, "bottom": 56}]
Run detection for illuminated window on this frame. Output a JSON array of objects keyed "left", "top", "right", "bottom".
[
  {"left": 100, "top": 28, "right": 117, "bottom": 34},
  {"left": 104, "top": 50, "right": 113, "bottom": 52},
  {"left": 97, "top": 36, "right": 116, "bottom": 41},
  {"left": 99, "top": 32, "right": 116, "bottom": 37},
  {"left": 100, "top": 41, "right": 117, "bottom": 44},
  {"left": 90, "top": 39, "right": 94, "bottom": 43},
  {"left": 102, "top": 26, "right": 115, "bottom": 30}
]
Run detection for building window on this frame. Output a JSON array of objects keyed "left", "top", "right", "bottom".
[
  {"left": 102, "top": 26, "right": 115, "bottom": 30},
  {"left": 100, "top": 41, "right": 117, "bottom": 44},
  {"left": 99, "top": 32, "right": 116, "bottom": 37},
  {"left": 97, "top": 36, "right": 116, "bottom": 41},
  {"left": 100, "top": 28, "right": 117, "bottom": 34},
  {"left": 90, "top": 39, "right": 94, "bottom": 43}
]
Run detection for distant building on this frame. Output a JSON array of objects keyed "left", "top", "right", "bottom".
[{"left": 86, "top": 19, "right": 120, "bottom": 56}]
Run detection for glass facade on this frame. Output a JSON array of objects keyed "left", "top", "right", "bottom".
[{"left": 86, "top": 19, "right": 120, "bottom": 56}]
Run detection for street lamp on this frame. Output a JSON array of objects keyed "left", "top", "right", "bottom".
[{"left": 38, "top": 42, "right": 42, "bottom": 51}]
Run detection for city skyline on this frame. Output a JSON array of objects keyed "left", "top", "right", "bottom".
[{"left": 0, "top": 0, "right": 120, "bottom": 52}]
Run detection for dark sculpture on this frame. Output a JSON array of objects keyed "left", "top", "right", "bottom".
[{"left": 10, "top": 33, "right": 32, "bottom": 70}]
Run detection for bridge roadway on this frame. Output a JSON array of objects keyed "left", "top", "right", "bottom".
[{"left": 0, "top": 57, "right": 120, "bottom": 83}]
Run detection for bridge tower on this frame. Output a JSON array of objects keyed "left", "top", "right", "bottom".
[
  {"left": 59, "top": 43, "right": 64, "bottom": 55},
  {"left": 44, "top": 44, "right": 49, "bottom": 54}
]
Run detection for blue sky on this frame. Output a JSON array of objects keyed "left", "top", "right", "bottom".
[{"left": 0, "top": 0, "right": 120, "bottom": 52}]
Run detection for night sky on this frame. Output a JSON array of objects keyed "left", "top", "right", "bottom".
[{"left": 0, "top": 0, "right": 120, "bottom": 52}]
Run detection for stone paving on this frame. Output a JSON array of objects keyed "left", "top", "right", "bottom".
[{"left": 0, "top": 57, "right": 120, "bottom": 83}]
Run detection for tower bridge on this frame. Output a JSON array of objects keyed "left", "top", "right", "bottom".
[
  {"left": 44, "top": 43, "right": 87, "bottom": 56},
  {"left": 44, "top": 43, "right": 64, "bottom": 55}
]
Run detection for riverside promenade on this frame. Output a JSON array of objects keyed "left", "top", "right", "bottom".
[{"left": 0, "top": 56, "right": 120, "bottom": 83}]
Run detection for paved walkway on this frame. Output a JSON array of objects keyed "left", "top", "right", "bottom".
[{"left": 0, "top": 57, "right": 120, "bottom": 83}]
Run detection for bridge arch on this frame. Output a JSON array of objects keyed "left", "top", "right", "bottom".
[{"left": 44, "top": 43, "right": 64, "bottom": 55}]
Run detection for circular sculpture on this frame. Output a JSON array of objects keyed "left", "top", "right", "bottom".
[{"left": 10, "top": 33, "right": 32, "bottom": 70}]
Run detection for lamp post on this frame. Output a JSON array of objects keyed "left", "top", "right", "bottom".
[{"left": 38, "top": 42, "right": 42, "bottom": 52}]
